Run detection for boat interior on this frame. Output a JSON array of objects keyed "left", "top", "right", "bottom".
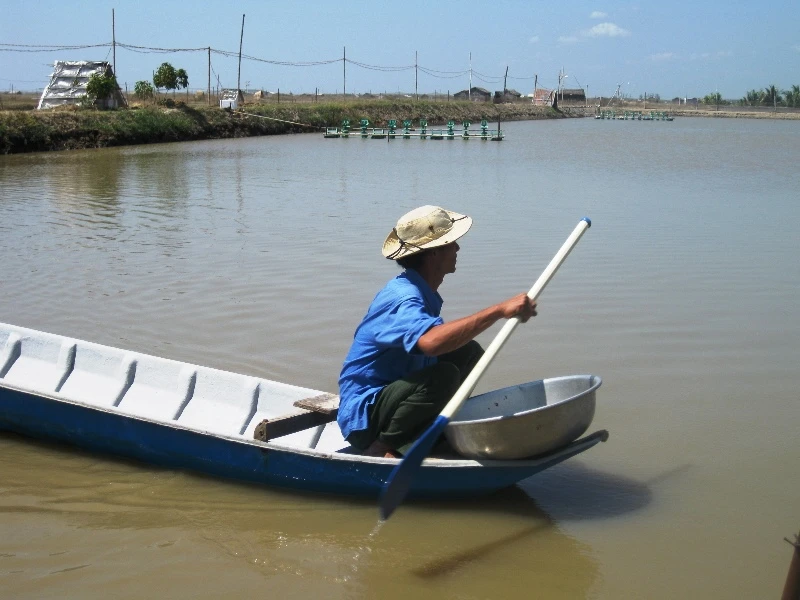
[{"left": 0, "top": 322, "right": 352, "bottom": 454}]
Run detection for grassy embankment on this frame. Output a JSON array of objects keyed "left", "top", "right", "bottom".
[{"left": 0, "top": 100, "right": 562, "bottom": 154}]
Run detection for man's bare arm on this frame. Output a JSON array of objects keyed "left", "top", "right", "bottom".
[{"left": 416, "top": 294, "right": 537, "bottom": 356}]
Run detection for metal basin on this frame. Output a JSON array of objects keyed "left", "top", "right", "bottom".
[{"left": 444, "top": 374, "right": 602, "bottom": 460}]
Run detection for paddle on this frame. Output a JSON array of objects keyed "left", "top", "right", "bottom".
[{"left": 378, "top": 217, "right": 592, "bottom": 520}]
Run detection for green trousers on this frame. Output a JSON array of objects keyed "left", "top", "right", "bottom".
[{"left": 347, "top": 340, "right": 484, "bottom": 456}]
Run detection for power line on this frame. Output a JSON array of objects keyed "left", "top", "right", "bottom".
[
  {"left": 1, "top": 40, "right": 535, "bottom": 84},
  {"left": 0, "top": 42, "right": 111, "bottom": 52},
  {"left": 345, "top": 59, "right": 414, "bottom": 72}
]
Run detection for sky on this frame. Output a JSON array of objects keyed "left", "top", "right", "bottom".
[{"left": 1, "top": 0, "right": 799, "bottom": 100}]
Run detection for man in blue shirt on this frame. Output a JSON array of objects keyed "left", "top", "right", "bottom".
[{"left": 338, "top": 205, "right": 537, "bottom": 458}]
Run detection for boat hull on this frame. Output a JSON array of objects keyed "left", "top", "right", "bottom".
[{"left": 0, "top": 383, "right": 606, "bottom": 498}]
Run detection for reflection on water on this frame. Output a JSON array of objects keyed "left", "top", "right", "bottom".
[
  {"left": 0, "top": 432, "right": 599, "bottom": 599},
  {"left": 1, "top": 118, "right": 799, "bottom": 598},
  {"left": 518, "top": 462, "right": 657, "bottom": 520}
]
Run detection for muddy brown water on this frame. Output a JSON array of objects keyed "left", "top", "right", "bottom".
[{"left": 1, "top": 118, "right": 799, "bottom": 598}]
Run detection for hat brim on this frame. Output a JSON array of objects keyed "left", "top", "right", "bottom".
[{"left": 382, "top": 210, "right": 472, "bottom": 259}]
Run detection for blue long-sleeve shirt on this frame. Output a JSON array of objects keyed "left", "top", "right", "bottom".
[{"left": 337, "top": 269, "right": 443, "bottom": 440}]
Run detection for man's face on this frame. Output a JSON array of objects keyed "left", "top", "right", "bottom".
[{"left": 439, "top": 241, "right": 460, "bottom": 274}]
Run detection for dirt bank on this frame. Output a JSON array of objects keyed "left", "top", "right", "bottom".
[{"left": 0, "top": 100, "right": 564, "bottom": 154}]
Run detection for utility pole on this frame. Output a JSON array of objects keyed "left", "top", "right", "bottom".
[
  {"left": 415, "top": 51, "right": 418, "bottom": 100},
  {"left": 237, "top": 14, "right": 245, "bottom": 94},
  {"left": 343, "top": 47, "right": 346, "bottom": 99},
  {"left": 469, "top": 52, "right": 472, "bottom": 101},
  {"left": 111, "top": 9, "right": 116, "bottom": 77},
  {"left": 207, "top": 47, "right": 211, "bottom": 105}
]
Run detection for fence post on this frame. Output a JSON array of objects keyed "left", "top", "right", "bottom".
[{"left": 783, "top": 530, "right": 800, "bottom": 600}]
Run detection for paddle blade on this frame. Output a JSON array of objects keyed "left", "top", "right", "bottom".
[{"left": 379, "top": 414, "right": 450, "bottom": 521}]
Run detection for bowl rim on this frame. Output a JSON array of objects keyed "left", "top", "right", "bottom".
[{"left": 447, "top": 373, "right": 602, "bottom": 428}]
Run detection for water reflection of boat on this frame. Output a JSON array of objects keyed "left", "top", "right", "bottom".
[{"left": 0, "top": 322, "right": 607, "bottom": 498}]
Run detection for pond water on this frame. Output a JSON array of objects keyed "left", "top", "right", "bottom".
[{"left": 1, "top": 116, "right": 799, "bottom": 599}]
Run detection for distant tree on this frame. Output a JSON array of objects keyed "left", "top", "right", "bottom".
[
  {"left": 176, "top": 69, "right": 189, "bottom": 91},
  {"left": 702, "top": 92, "right": 723, "bottom": 105},
  {"left": 85, "top": 73, "right": 117, "bottom": 107},
  {"left": 762, "top": 84, "right": 783, "bottom": 107},
  {"left": 740, "top": 89, "right": 762, "bottom": 106},
  {"left": 153, "top": 62, "right": 189, "bottom": 95},
  {"left": 784, "top": 84, "right": 800, "bottom": 108},
  {"left": 134, "top": 80, "right": 155, "bottom": 102}
]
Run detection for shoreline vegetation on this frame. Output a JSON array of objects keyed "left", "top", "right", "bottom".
[
  {"left": 1, "top": 98, "right": 798, "bottom": 155},
  {"left": 0, "top": 100, "right": 562, "bottom": 154}
]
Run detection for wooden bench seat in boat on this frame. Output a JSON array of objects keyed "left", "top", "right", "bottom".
[{"left": 253, "top": 393, "right": 340, "bottom": 442}]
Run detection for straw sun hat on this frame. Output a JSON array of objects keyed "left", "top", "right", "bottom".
[{"left": 382, "top": 205, "right": 473, "bottom": 260}]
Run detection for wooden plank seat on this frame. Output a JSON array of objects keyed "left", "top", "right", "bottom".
[{"left": 253, "top": 392, "right": 339, "bottom": 442}]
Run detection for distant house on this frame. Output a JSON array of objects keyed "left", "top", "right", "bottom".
[
  {"left": 493, "top": 88, "right": 522, "bottom": 103},
  {"left": 220, "top": 89, "right": 245, "bottom": 109},
  {"left": 560, "top": 88, "right": 586, "bottom": 104},
  {"left": 531, "top": 88, "right": 556, "bottom": 106},
  {"left": 37, "top": 61, "right": 127, "bottom": 110},
  {"left": 252, "top": 90, "right": 275, "bottom": 100},
  {"left": 453, "top": 87, "right": 492, "bottom": 102}
]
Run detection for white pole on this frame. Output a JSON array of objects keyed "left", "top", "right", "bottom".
[
  {"left": 469, "top": 52, "right": 472, "bottom": 101},
  {"left": 440, "top": 217, "right": 592, "bottom": 419}
]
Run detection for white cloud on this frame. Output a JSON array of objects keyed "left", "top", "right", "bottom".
[
  {"left": 529, "top": 35, "right": 540, "bottom": 43},
  {"left": 650, "top": 52, "right": 675, "bottom": 61},
  {"left": 584, "top": 22, "right": 631, "bottom": 37},
  {"left": 590, "top": 11, "right": 607, "bottom": 19},
  {"left": 691, "top": 50, "right": 732, "bottom": 61},
  {"left": 793, "top": 44, "right": 800, "bottom": 52},
  {"left": 558, "top": 36, "right": 579, "bottom": 44}
]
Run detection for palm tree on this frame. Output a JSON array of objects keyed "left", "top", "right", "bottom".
[
  {"left": 762, "top": 84, "right": 783, "bottom": 107},
  {"left": 784, "top": 84, "right": 800, "bottom": 108},
  {"left": 740, "top": 89, "right": 762, "bottom": 106}
]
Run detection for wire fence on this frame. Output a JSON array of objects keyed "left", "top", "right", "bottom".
[
  {"left": 0, "top": 40, "right": 537, "bottom": 97},
  {"left": 3, "top": 41, "right": 798, "bottom": 112}
]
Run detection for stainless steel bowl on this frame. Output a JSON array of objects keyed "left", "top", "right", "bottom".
[{"left": 444, "top": 374, "right": 602, "bottom": 460}]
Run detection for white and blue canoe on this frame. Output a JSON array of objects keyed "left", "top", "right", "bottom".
[{"left": 0, "top": 321, "right": 607, "bottom": 498}]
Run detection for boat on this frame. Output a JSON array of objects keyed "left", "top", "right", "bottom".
[{"left": 0, "top": 321, "right": 608, "bottom": 498}]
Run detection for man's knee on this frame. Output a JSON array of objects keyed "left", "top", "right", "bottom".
[
  {"left": 430, "top": 361, "right": 461, "bottom": 399},
  {"left": 461, "top": 340, "right": 484, "bottom": 371}
]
